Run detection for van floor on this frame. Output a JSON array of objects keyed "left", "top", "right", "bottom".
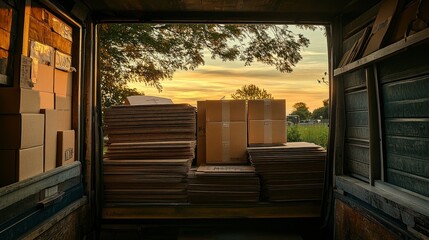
[{"left": 99, "top": 218, "right": 327, "bottom": 240}]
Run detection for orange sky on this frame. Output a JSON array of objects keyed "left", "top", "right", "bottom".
[{"left": 128, "top": 26, "right": 329, "bottom": 114}]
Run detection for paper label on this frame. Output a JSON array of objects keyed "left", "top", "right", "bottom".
[
  {"left": 55, "top": 51, "right": 72, "bottom": 71},
  {"left": 30, "top": 41, "right": 54, "bottom": 65},
  {"left": 20, "top": 55, "right": 33, "bottom": 88},
  {"left": 52, "top": 17, "right": 73, "bottom": 42}
]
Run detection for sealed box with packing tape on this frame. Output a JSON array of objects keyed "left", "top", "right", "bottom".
[
  {"left": 248, "top": 99, "right": 285, "bottom": 120},
  {"left": 248, "top": 99, "right": 286, "bottom": 145},
  {"left": 206, "top": 122, "right": 247, "bottom": 164},
  {"left": 205, "top": 100, "right": 247, "bottom": 164},
  {"left": 248, "top": 120, "right": 286, "bottom": 146}
]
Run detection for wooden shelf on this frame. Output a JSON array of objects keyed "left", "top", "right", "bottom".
[
  {"left": 102, "top": 201, "right": 322, "bottom": 219},
  {"left": 334, "top": 28, "right": 429, "bottom": 77}
]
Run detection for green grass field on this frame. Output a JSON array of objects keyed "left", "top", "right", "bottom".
[{"left": 287, "top": 124, "right": 329, "bottom": 149}]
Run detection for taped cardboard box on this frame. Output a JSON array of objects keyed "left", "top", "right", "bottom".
[
  {"left": 197, "top": 101, "right": 206, "bottom": 165},
  {"left": 248, "top": 120, "right": 286, "bottom": 146},
  {"left": 248, "top": 99, "right": 286, "bottom": 120},
  {"left": 54, "top": 69, "right": 72, "bottom": 96},
  {"left": 57, "top": 110, "right": 72, "bottom": 130},
  {"left": 32, "top": 63, "right": 54, "bottom": 92},
  {"left": 0, "top": 114, "right": 44, "bottom": 149},
  {"left": 205, "top": 100, "right": 246, "bottom": 122},
  {"left": 57, "top": 130, "right": 75, "bottom": 166},
  {"left": 206, "top": 121, "right": 247, "bottom": 164},
  {"left": 39, "top": 91, "right": 54, "bottom": 109},
  {"left": 0, "top": 88, "right": 40, "bottom": 113},
  {"left": 0, "top": 146, "right": 44, "bottom": 187},
  {"left": 41, "top": 109, "right": 57, "bottom": 172},
  {"left": 55, "top": 94, "right": 72, "bottom": 110}
]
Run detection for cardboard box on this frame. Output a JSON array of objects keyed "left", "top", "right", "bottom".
[
  {"left": 57, "top": 130, "right": 75, "bottom": 166},
  {"left": 32, "top": 63, "right": 54, "bottom": 92},
  {"left": 197, "top": 101, "right": 206, "bottom": 165},
  {"left": 248, "top": 120, "right": 286, "bottom": 145},
  {"left": 54, "top": 69, "right": 72, "bottom": 96},
  {"left": 0, "top": 114, "right": 44, "bottom": 149},
  {"left": 206, "top": 121, "right": 247, "bottom": 164},
  {"left": 248, "top": 99, "right": 286, "bottom": 120},
  {"left": 0, "top": 88, "right": 40, "bottom": 113},
  {"left": 41, "top": 109, "right": 57, "bottom": 172},
  {"left": 0, "top": 146, "right": 44, "bottom": 187},
  {"left": 205, "top": 100, "right": 246, "bottom": 122},
  {"left": 57, "top": 110, "right": 72, "bottom": 130},
  {"left": 39, "top": 91, "right": 55, "bottom": 109},
  {"left": 55, "top": 94, "right": 72, "bottom": 110}
]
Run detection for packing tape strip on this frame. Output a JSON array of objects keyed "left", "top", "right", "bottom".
[
  {"left": 222, "top": 100, "right": 230, "bottom": 122},
  {"left": 264, "top": 121, "right": 272, "bottom": 143},
  {"left": 264, "top": 99, "right": 272, "bottom": 120},
  {"left": 222, "top": 122, "right": 231, "bottom": 162}
]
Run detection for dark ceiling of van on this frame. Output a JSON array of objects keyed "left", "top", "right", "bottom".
[{"left": 78, "top": 0, "right": 378, "bottom": 23}]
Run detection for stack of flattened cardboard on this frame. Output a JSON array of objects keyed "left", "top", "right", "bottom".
[
  {"left": 188, "top": 165, "right": 260, "bottom": 203},
  {"left": 103, "top": 104, "right": 196, "bottom": 203},
  {"left": 104, "top": 104, "right": 196, "bottom": 143},
  {"left": 248, "top": 142, "right": 326, "bottom": 202}
]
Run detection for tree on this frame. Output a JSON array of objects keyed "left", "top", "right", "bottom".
[
  {"left": 291, "top": 102, "right": 311, "bottom": 120},
  {"left": 231, "top": 84, "right": 273, "bottom": 100},
  {"left": 312, "top": 99, "right": 329, "bottom": 119},
  {"left": 98, "top": 24, "right": 311, "bottom": 108},
  {"left": 101, "top": 80, "right": 143, "bottom": 109}
]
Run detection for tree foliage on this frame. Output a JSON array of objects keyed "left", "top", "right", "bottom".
[
  {"left": 312, "top": 99, "right": 329, "bottom": 119},
  {"left": 101, "top": 81, "right": 143, "bottom": 109},
  {"left": 231, "top": 84, "right": 273, "bottom": 100},
  {"left": 291, "top": 102, "right": 311, "bottom": 120},
  {"left": 98, "top": 24, "right": 311, "bottom": 108}
]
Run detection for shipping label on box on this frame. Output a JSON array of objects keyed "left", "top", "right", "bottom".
[
  {"left": 54, "top": 69, "right": 72, "bottom": 96},
  {"left": 0, "top": 146, "right": 44, "bottom": 187},
  {"left": 206, "top": 121, "right": 247, "bottom": 164},
  {"left": 41, "top": 109, "right": 57, "bottom": 172},
  {"left": 39, "top": 91, "right": 55, "bottom": 109},
  {"left": 0, "top": 114, "right": 44, "bottom": 149},
  {"left": 57, "top": 130, "right": 75, "bottom": 166},
  {"left": 205, "top": 100, "right": 246, "bottom": 122},
  {"left": 0, "top": 88, "right": 40, "bottom": 113},
  {"left": 248, "top": 99, "right": 286, "bottom": 120},
  {"left": 248, "top": 120, "right": 286, "bottom": 145}
]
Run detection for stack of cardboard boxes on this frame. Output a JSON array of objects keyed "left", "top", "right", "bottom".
[
  {"left": 0, "top": 88, "right": 44, "bottom": 186},
  {"left": 197, "top": 99, "right": 286, "bottom": 165},
  {"left": 0, "top": 44, "right": 74, "bottom": 187}
]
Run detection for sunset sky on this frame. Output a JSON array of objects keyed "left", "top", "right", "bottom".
[{"left": 128, "top": 26, "right": 329, "bottom": 114}]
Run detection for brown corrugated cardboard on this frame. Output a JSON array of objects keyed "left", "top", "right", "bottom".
[
  {"left": 197, "top": 101, "right": 206, "bottom": 165},
  {"left": 39, "top": 91, "right": 55, "bottom": 109},
  {"left": 205, "top": 100, "right": 246, "bottom": 122},
  {"left": 248, "top": 99, "right": 286, "bottom": 120},
  {"left": 0, "top": 146, "right": 44, "bottom": 187},
  {"left": 57, "top": 110, "right": 72, "bottom": 130},
  {"left": 57, "top": 130, "right": 75, "bottom": 166},
  {"left": 0, "top": 114, "right": 44, "bottom": 149},
  {"left": 32, "top": 63, "right": 54, "bottom": 92},
  {"left": 55, "top": 94, "right": 72, "bottom": 110},
  {"left": 0, "top": 88, "right": 40, "bottom": 113},
  {"left": 248, "top": 120, "right": 286, "bottom": 145},
  {"left": 206, "top": 122, "right": 247, "bottom": 164},
  {"left": 54, "top": 69, "right": 72, "bottom": 96},
  {"left": 41, "top": 109, "right": 57, "bottom": 172}
]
